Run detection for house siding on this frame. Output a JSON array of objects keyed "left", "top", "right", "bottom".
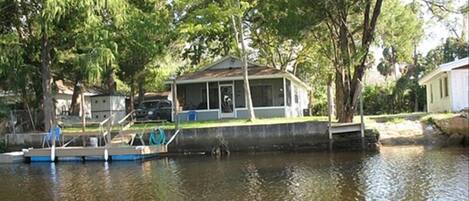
[
  {"left": 177, "top": 110, "right": 219, "bottom": 121},
  {"left": 450, "top": 68, "right": 469, "bottom": 112},
  {"left": 236, "top": 108, "right": 285, "bottom": 119},
  {"left": 55, "top": 94, "right": 92, "bottom": 118},
  {"left": 425, "top": 73, "right": 451, "bottom": 113}
]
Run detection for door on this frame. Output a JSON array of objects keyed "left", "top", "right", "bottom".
[{"left": 220, "top": 84, "right": 235, "bottom": 118}]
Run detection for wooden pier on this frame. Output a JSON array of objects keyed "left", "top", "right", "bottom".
[
  {"left": 23, "top": 145, "right": 167, "bottom": 162},
  {"left": 22, "top": 112, "right": 179, "bottom": 162}
]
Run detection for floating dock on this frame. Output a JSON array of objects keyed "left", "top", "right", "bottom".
[{"left": 23, "top": 145, "right": 167, "bottom": 162}]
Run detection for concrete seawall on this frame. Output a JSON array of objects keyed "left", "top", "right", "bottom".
[
  {"left": 166, "top": 121, "right": 379, "bottom": 153},
  {"left": 4, "top": 121, "right": 379, "bottom": 153}
]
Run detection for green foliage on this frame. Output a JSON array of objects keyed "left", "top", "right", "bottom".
[
  {"left": 174, "top": 0, "right": 244, "bottom": 66},
  {"left": 363, "top": 84, "right": 394, "bottom": 115},
  {"left": 376, "top": 0, "right": 423, "bottom": 63},
  {"left": 423, "top": 37, "right": 468, "bottom": 73}
]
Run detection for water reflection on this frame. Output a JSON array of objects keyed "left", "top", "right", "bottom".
[{"left": 0, "top": 147, "right": 467, "bottom": 201}]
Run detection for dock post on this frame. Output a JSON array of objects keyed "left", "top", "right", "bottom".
[
  {"left": 360, "top": 83, "right": 365, "bottom": 138},
  {"left": 327, "top": 80, "right": 332, "bottom": 140},
  {"left": 51, "top": 144, "right": 55, "bottom": 162},
  {"left": 104, "top": 149, "right": 109, "bottom": 161}
]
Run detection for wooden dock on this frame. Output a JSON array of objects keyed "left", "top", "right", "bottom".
[
  {"left": 329, "top": 123, "right": 362, "bottom": 134},
  {"left": 23, "top": 145, "right": 167, "bottom": 162}
]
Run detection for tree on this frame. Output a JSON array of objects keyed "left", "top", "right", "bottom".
[
  {"left": 175, "top": 0, "right": 257, "bottom": 120},
  {"left": 116, "top": 0, "right": 174, "bottom": 111},
  {"left": 0, "top": 0, "right": 126, "bottom": 130},
  {"left": 266, "top": 0, "right": 384, "bottom": 122}
]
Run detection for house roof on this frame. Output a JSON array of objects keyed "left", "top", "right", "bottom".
[
  {"left": 199, "top": 55, "right": 262, "bottom": 71},
  {"left": 419, "top": 57, "right": 469, "bottom": 85},
  {"left": 55, "top": 80, "right": 101, "bottom": 96},
  {"left": 175, "top": 66, "right": 311, "bottom": 90},
  {"left": 171, "top": 56, "right": 311, "bottom": 90}
]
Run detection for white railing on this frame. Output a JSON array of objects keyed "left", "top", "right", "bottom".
[
  {"left": 99, "top": 113, "right": 116, "bottom": 145},
  {"left": 118, "top": 110, "right": 135, "bottom": 131}
]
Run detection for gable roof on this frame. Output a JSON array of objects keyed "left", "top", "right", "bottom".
[
  {"left": 200, "top": 55, "right": 262, "bottom": 71},
  {"left": 419, "top": 57, "right": 469, "bottom": 85},
  {"left": 173, "top": 56, "right": 311, "bottom": 90}
]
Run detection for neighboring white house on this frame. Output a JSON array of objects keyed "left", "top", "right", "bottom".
[
  {"left": 55, "top": 80, "right": 100, "bottom": 118},
  {"left": 90, "top": 95, "right": 126, "bottom": 123},
  {"left": 419, "top": 57, "right": 469, "bottom": 113}
]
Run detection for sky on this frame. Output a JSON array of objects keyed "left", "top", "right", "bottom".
[
  {"left": 366, "top": 0, "right": 468, "bottom": 84},
  {"left": 417, "top": 0, "right": 468, "bottom": 54}
]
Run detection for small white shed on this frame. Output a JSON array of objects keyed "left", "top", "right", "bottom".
[
  {"left": 419, "top": 57, "right": 469, "bottom": 113},
  {"left": 90, "top": 95, "right": 126, "bottom": 123}
]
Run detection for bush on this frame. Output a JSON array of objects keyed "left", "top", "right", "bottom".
[{"left": 363, "top": 79, "right": 425, "bottom": 115}]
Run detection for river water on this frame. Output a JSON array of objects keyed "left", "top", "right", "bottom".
[{"left": 0, "top": 146, "right": 468, "bottom": 201}]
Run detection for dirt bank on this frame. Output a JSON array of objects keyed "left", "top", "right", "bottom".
[{"left": 370, "top": 113, "right": 468, "bottom": 147}]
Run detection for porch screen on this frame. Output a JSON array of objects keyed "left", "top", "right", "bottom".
[
  {"left": 209, "top": 82, "right": 219, "bottom": 109},
  {"left": 286, "top": 79, "right": 292, "bottom": 106},
  {"left": 177, "top": 83, "right": 208, "bottom": 110},
  {"left": 235, "top": 80, "right": 245, "bottom": 108},
  {"left": 251, "top": 85, "right": 273, "bottom": 107}
]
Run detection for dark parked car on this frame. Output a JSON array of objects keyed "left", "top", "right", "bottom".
[{"left": 135, "top": 100, "right": 172, "bottom": 121}]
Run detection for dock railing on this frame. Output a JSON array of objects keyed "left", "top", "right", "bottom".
[
  {"left": 117, "top": 110, "right": 135, "bottom": 131},
  {"left": 100, "top": 113, "right": 116, "bottom": 146}
]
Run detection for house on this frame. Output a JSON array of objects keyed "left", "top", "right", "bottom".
[
  {"left": 55, "top": 80, "right": 100, "bottom": 118},
  {"left": 90, "top": 94, "right": 126, "bottom": 123},
  {"left": 0, "top": 80, "right": 99, "bottom": 118},
  {"left": 419, "top": 57, "right": 469, "bottom": 113},
  {"left": 170, "top": 56, "right": 311, "bottom": 121}
]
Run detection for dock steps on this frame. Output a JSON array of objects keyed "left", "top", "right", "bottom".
[
  {"left": 329, "top": 123, "right": 362, "bottom": 134},
  {"left": 111, "top": 132, "right": 136, "bottom": 145}
]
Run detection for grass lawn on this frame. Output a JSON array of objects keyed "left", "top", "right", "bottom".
[
  {"left": 62, "top": 116, "right": 330, "bottom": 133},
  {"left": 62, "top": 112, "right": 458, "bottom": 133}
]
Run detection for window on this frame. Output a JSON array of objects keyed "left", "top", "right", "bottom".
[
  {"left": 430, "top": 84, "right": 433, "bottom": 103},
  {"left": 251, "top": 85, "right": 273, "bottom": 107},
  {"left": 177, "top": 83, "right": 208, "bottom": 110},
  {"left": 235, "top": 80, "right": 245, "bottom": 108},
  {"left": 286, "top": 79, "right": 291, "bottom": 106},
  {"left": 439, "top": 78, "right": 443, "bottom": 98},
  {"left": 209, "top": 82, "right": 219, "bottom": 109},
  {"left": 142, "top": 101, "right": 158, "bottom": 109},
  {"left": 159, "top": 101, "right": 171, "bottom": 108},
  {"left": 294, "top": 88, "right": 299, "bottom": 104},
  {"left": 444, "top": 77, "right": 449, "bottom": 97}
]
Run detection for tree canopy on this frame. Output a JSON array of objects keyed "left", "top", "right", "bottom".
[{"left": 0, "top": 0, "right": 461, "bottom": 127}]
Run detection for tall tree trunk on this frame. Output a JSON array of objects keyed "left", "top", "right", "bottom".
[
  {"left": 106, "top": 69, "right": 116, "bottom": 95},
  {"left": 413, "top": 44, "right": 419, "bottom": 112},
  {"left": 40, "top": 20, "right": 55, "bottom": 131},
  {"left": 69, "top": 78, "right": 82, "bottom": 116},
  {"left": 137, "top": 80, "right": 145, "bottom": 105},
  {"left": 235, "top": 0, "right": 255, "bottom": 121},
  {"left": 129, "top": 78, "right": 135, "bottom": 113},
  {"left": 334, "top": 0, "right": 383, "bottom": 123}
]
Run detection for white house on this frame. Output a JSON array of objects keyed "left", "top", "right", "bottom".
[
  {"left": 169, "top": 56, "right": 311, "bottom": 121},
  {"left": 419, "top": 57, "right": 469, "bottom": 113},
  {"left": 55, "top": 80, "right": 100, "bottom": 118}
]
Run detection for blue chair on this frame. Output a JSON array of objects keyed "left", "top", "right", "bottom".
[
  {"left": 42, "top": 126, "right": 62, "bottom": 147},
  {"left": 188, "top": 110, "right": 197, "bottom": 121}
]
